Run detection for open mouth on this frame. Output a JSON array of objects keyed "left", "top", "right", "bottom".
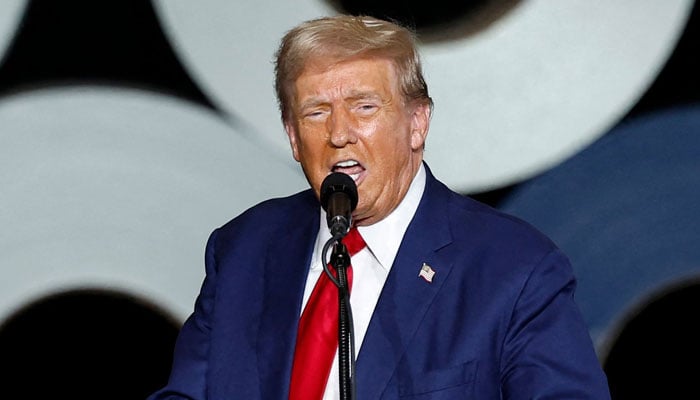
[{"left": 332, "top": 160, "right": 364, "bottom": 182}]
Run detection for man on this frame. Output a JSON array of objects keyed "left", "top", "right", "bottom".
[{"left": 149, "top": 15, "right": 611, "bottom": 399}]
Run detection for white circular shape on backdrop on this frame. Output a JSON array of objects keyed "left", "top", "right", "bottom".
[
  {"left": 0, "top": 1, "right": 27, "bottom": 65},
  {"left": 0, "top": 86, "right": 307, "bottom": 324},
  {"left": 152, "top": 0, "right": 693, "bottom": 193}
]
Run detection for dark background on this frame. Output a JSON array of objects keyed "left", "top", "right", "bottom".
[{"left": 0, "top": 1, "right": 697, "bottom": 398}]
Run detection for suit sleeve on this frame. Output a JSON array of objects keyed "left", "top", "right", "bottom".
[
  {"left": 147, "top": 229, "right": 221, "bottom": 400},
  {"left": 500, "top": 249, "right": 611, "bottom": 399}
]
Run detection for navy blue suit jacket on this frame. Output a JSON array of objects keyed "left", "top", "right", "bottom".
[{"left": 150, "top": 164, "right": 610, "bottom": 399}]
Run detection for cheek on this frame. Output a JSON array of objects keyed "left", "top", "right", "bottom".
[{"left": 296, "top": 137, "right": 324, "bottom": 163}]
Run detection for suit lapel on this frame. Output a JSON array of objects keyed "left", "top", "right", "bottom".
[
  {"left": 356, "top": 168, "right": 456, "bottom": 398},
  {"left": 256, "top": 192, "right": 320, "bottom": 399}
]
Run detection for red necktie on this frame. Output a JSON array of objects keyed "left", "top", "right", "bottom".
[{"left": 289, "top": 227, "right": 366, "bottom": 400}]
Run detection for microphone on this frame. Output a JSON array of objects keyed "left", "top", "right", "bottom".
[{"left": 320, "top": 172, "right": 358, "bottom": 238}]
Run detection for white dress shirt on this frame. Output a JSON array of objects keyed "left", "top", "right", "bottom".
[{"left": 300, "top": 164, "right": 426, "bottom": 400}]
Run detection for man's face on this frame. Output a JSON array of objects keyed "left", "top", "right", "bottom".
[{"left": 285, "top": 57, "right": 430, "bottom": 226}]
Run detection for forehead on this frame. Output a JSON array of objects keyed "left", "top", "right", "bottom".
[{"left": 293, "top": 57, "right": 400, "bottom": 100}]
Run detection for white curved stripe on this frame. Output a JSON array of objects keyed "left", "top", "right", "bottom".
[
  {"left": 0, "top": 86, "right": 307, "bottom": 324},
  {"left": 153, "top": 0, "right": 693, "bottom": 192}
]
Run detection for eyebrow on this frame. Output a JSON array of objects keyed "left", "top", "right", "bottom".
[
  {"left": 299, "top": 90, "right": 383, "bottom": 111},
  {"left": 346, "top": 90, "right": 382, "bottom": 102},
  {"left": 298, "top": 98, "right": 326, "bottom": 111}
]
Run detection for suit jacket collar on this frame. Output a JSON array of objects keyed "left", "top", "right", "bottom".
[
  {"left": 256, "top": 189, "right": 320, "bottom": 399},
  {"left": 356, "top": 163, "right": 456, "bottom": 398}
]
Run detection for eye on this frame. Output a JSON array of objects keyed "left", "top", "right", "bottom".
[
  {"left": 303, "top": 109, "right": 327, "bottom": 120},
  {"left": 356, "top": 103, "right": 378, "bottom": 114}
]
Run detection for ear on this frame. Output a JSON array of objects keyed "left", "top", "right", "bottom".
[
  {"left": 284, "top": 120, "right": 302, "bottom": 162},
  {"left": 409, "top": 102, "right": 431, "bottom": 151}
]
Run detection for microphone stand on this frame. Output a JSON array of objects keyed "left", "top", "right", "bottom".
[{"left": 324, "top": 236, "right": 356, "bottom": 400}]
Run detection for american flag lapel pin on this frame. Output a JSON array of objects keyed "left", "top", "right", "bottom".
[{"left": 419, "top": 263, "right": 435, "bottom": 283}]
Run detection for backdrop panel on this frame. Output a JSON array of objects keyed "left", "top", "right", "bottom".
[
  {"left": 499, "top": 104, "right": 700, "bottom": 347},
  {"left": 0, "top": 86, "right": 307, "bottom": 324},
  {"left": 152, "top": 0, "right": 693, "bottom": 193},
  {"left": 0, "top": 1, "right": 27, "bottom": 66}
]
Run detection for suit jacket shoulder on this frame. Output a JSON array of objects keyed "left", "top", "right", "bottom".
[{"left": 357, "top": 164, "right": 610, "bottom": 399}]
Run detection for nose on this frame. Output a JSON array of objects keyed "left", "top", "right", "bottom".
[{"left": 328, "top": 108, "right": 357, "bottom": 148}]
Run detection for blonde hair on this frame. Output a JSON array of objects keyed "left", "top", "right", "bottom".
[{"left": 274, "top": 15, "right": 433, "bottom": 123}]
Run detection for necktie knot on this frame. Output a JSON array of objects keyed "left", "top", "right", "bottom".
[{"left": 341, "top": 226, "right": 366, "bottom": 256}]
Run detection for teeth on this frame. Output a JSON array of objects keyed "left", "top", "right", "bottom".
[
  {"left": 334, "top": 160, "right": 358, "bottom": 168},
  {"left": 332, "top": 160, "right": 362, "bottom": 182}
]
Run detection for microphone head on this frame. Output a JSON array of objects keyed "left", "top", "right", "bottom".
[{"left": 320, "top": 172, "right": 358, "bottom": 212}]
